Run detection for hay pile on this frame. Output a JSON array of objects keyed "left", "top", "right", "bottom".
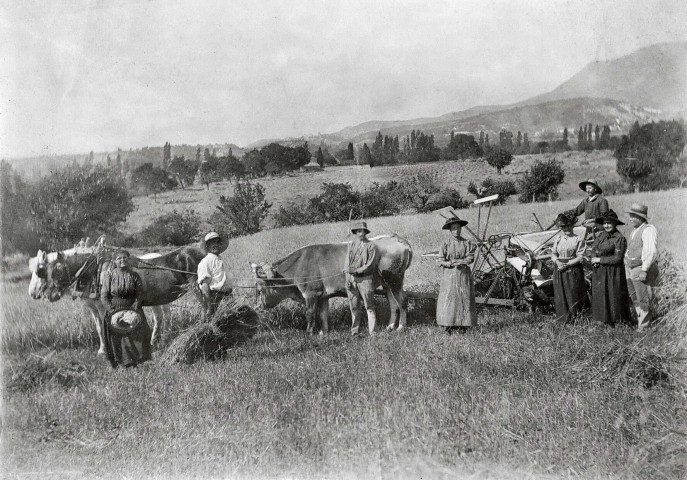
[
  {"left": 159, "top": 300, "right": 260, "bottom": 365},
  {"left": 571, "top": 341, "right": 670, "bottom": 389}
]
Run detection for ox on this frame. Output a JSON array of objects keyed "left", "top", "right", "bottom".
[
  {"left": 30, "top": 246, "right": 208, "bottom": 355},
  {"left": 250, "top": 234, "right": 412, "bottom": 334}
]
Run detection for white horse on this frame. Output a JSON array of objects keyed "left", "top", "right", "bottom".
[{"left": 29, "top": 247, "right": 171, "bottom": 355}]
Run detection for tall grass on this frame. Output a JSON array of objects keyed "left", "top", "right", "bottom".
[{"left": 2, "top": 189, "right": 685, "bottom": 479}]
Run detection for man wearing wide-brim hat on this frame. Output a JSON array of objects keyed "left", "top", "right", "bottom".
[
  {"left": 624, "top": 203, "right": 658, "bottom": 331},
  {"left": 197, "top": 231, "right": 232, "bottom": 318},
  {"left": 343, "top": 221, "right": 378, "bottom": 335},
  {"left": 567, "top": 178, "right": 609, "bottom": 241}
]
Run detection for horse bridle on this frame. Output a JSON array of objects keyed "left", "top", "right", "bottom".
[{"left": 46, "top": 251, "right": 100, "bottom": 299}]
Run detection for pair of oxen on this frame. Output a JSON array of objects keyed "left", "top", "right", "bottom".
[{"left": 28, "top": 235, "right": 413, "bottom": 354}]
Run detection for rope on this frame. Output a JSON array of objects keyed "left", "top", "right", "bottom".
[{"left": 135, "top": 257, "right": 347, "bottom": 289}]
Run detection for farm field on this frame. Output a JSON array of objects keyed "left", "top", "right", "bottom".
[
  {"left": 2, "top": 190, "right": 686, "bottom": 479},
  {"left": 124, "top": 150, "right": 620, "bottom": 234}
]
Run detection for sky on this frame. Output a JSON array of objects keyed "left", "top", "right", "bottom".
[{"left": 1, "top": 0, "right": 686, "bottom": 158}]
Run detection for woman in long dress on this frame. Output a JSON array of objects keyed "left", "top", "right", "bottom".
[
  {"left": 551, "top": 212, "right": 588, "bottom": 322},
  {"left": 100, "top": 250, "right": 152, "bottom": 367},
  {"left": 436, "top": 216, "right": 477, "bottom": 334},
  {"left": 590, "top": 210, "right": 632, "bottom": 326}
]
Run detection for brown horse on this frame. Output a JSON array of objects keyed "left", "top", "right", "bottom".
[{"left": 40, "top": 246, "right": 212, "bottom": 354}]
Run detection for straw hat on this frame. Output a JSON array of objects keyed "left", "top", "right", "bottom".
[
  {"left": 351, "top": 221, "right": 370, "bottom": 234},
  {"left": 626, "top": 203, "right": 649, "bottom": 222},
  {"left": 109, "top": 309, "right": 143, "bottom": 335},
  {"left": 442, "top": 216, "right": 468, "bottom": 229},
  {"left": 579, "top": 178, "right": 603, "bottom": 194},
  {"left": 202, "top": 231, "right": 229, "bottom": 254},
  {"left": 595, "top": 210, "right": 624, "bottom": 226}
]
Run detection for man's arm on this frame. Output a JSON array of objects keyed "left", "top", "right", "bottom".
[
  {"left": 641, "top": 226, "right": 658, "bottom": 271},
  {"left": 354, "top": 243, "right": 377, "bottom": 275}
]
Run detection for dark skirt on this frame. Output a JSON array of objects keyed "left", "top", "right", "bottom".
[
  {"left": 552, "top": 264, "right": 588, "bottom": 322},
  {"left": 591, "top": 264, "right": 632, "bottom": 326},
  {"left": 102, "top": 298, "right": 152, "bottom": 368},
  {"left": 436, "top": 265, "right": 477, "bottom": 327}
]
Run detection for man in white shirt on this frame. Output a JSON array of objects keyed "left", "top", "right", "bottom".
[
  {"left": 624, "top": 204, "right": 658, "bottom": 331},
  {"left": 197, "top": 232, "right": 231, "bottom": 318}
]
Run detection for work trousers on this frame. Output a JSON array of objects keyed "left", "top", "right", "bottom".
[
  {"left": 203, "top": 290, "right": 227, "bottom": 318},
  {"left": 627, "top": 264, "right": 658, "bottom": 329},
  {"left": 346, "top": 275, "right": 377, "bottom": 334}
]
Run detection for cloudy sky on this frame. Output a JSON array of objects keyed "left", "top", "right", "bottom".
[{"left": 1, "top": 0, "right": 685, "bottom": 158}]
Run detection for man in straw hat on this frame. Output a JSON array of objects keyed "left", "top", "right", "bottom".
[
  {"left": 343, "top": 221, "right": 378, "bottom": 336},
  {"left": 624, "top": 203, "right": 658, "bottom": 331},
  {"left": 197, "top": 231, "right": 232, "bottom": 318},
  {"left": 568, "top": 178, "right": 609, "bottom": 243}
]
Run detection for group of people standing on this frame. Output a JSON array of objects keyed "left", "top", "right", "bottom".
[
  {"left": 435, "top": 177, "right": 659, "bottom": 334},
  {"left": 98, "top": 177, "right": 660, "bottom": 367},
  {"left": 553, "top": 178, "right": 659, "bottom": 330}
]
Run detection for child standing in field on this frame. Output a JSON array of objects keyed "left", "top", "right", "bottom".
[
  {"left": 197, "top": 232, "right": 232, "bottom": 318},
  {"left": 436, "top": 215, "right": 477, "bottom": 334}
]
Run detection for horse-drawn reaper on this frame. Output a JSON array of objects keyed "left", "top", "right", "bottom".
[
  {"left": 28, "top": 239, "right": 208, "bottom": 354},
  {"left": 425, "top": 197, "right": 589, "bottom": 312}
]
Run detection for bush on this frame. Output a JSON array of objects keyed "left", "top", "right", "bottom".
[
  {"left": 486, "top": 149, "right": 513, "bottom": 174},
  {"left": 309, "top": 183, "right": 360, "bottom": 221},
  {"left": 136, "top": 210, "right": 201, "bottom": 246},
  {"left": 467, "top": 178, "right": 518, "bottom": 205},
  {"left": 211, "top": 181, "right": 272, "bottom": 237},
  {"left": 359, "top": 182, "right": 402, "bottom": 218},
  {"left": 518, "top": 158, "right": 565, "bottom": 203},
  {"left": 273, "top": 202, "right": 323, "bottom": 228},
  {"left": 396, "top": 173, "right": 442, "bottom": 212},
  {"left": 425, "top": 188, "right": 470, "bottom": 212}
]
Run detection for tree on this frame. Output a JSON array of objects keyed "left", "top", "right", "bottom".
[
  {"left": 162, "top": 142, "right": 171, "bottom": 170},
  {"left": 518, "top": 158, "right": 565, "bottom": 203},
  {"left": 359, "top": 143, "right": 372, "bottom": 165},
  {"left": 563, "top": 127, "right": 569, "bottom": 146},
  {"left": 132, "top": 163, "right": 177, "bottom": 200},
  {"left": 168, "top": 155, "right": 198, "bottom": 189},
  {"left": 442, "top": 133, "right": 483, "bottom": 160},
  {"left": 0, "top": 161, "right": 33, "bottom": 255},
  {"left": 479, "top": 130, "right": 485, "bottom": 147},
  {"left": 347, "top": 142, "right": 354, "bottom": 161},
  {"left": 614, "top": 120, "right": 686, "bottom": 191},
  {"left": 594, "top": 125, "right": 600, "bottom": 148},
  {"left": 28, "top": 165, "right": 135, "bottom": 249},
  {"left": 212, "top": 180, "right": 271, "bottom": 237},
  {"left": 242, "top": 149, "right": 266, "bottom": 178},
  {"left": 578, "top": 127, "right": 584, "bottom": 150},
  {"left": 316, "top": 147, "right": 325, "bottom": 167},
  {"left": 485, "top": 149, "right": 513, "bottom": 174}
]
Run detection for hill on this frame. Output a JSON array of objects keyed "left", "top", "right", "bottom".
[
  {"left": 344, "top": 97, "right": 660, "bottom": 148},
  {"left": 251, "top": 42, "right": 684, "bottom": 150},
  {"left": 519, "top": 41, "right": 687, "bottom": 114}
]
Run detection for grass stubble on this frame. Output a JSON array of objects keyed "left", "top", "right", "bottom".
[{"left": 2, "top": 189, "right": 686, "bottom": 479}]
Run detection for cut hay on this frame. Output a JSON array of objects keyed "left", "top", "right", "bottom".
[
  {"left": 571, "top": 340, "right": 671, "bottom": 389},
  {"left": 159, "top": 300, "right": 261, "bottom": 365}
]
